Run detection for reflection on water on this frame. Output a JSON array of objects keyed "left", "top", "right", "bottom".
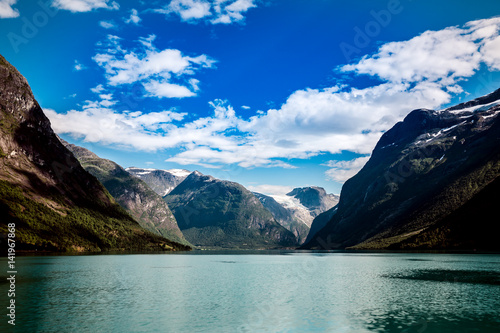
[
  {"left": 0, "top": 253, "right": 499, "bottom": 332},
  {"left": 385, "top": 269, "right": 500, "bottom": 285}
]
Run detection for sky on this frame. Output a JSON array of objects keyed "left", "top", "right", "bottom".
[{"left": 1, "top": 0, "right": 500, "bottom": 195}]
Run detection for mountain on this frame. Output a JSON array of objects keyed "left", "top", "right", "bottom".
[
  {"left": 164, "top": 171, "right": 297, "bottom": 249},
  {"left": 126, "top": 167, "right": 191, "bottom": 196},
  {"left": 285, "top": 187, "right": 339, "bottom": 224},
  {"left": 0, "top": 54, "right": 189, "bottom": 252},
  {"left": 303, "top": 88, "right": 500, "bottom": 250},
  {"left": 253, "top": 187, "right": 339, "bottom": 244},
  {"left": 303, "top": 205, "right": 338, "bottom": 245},
  {"left": 253, "top": 192, "right": 311, "bottom": 244},
  {"left": 254, "top": 187, "right": 338, "bottom": 244},
  {"left": 63, "top": 143, "right": 191, "bottom": 247}
]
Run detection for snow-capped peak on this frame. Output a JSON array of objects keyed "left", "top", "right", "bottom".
[
  {"left": 446, "top": 99, "right": 500, "bottom": 114},
  {"left": 166, "top": 169, "right": 192, "bottom": 178},
  {"left": 126, "top": 167, "right": 192, "bottom": 178}
]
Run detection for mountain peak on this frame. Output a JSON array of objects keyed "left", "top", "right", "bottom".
[
  {"left": 304, "top": 87, "right": 500, "bottom": 250},
  {"left": 187, "top": 170, "right": 216, "bottom": 183},
  {"left": 127, "top": 167, "right": 192, "bottom": 196},
  {"left": 0, "top": 54, "right": 185, "bottom": 252},
  {"left": 285, "top": 186, "right": 338, "bottom": 213},
  {"left": 445, "top": 87, "right": 500, "bottom": 113},
  {"left": 165, "top": 173, "right": 297, "bottom": 249}
]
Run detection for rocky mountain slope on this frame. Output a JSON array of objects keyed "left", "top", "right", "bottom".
[
  {"left": 304, "top": 88, "right": 500, "bottom": 250},
  {"left": 287, "top": 187, "right": 339, "bottom": 221},
  {"left": 64, "top": 143, "right": 191, "bottom": 246},
  {"left": 126, "top": 167, "right": 191, "bottom": 196},
  {"left": 253, "top": 187, "right": 338, "bottom": 244},
  {"left": 164, "top": 171, "right": 297, "bottom": 249},
  {"left": 253, "top": 192, "right": 311, "bottom": 244},
  {"left": 0, "top": 54, "right": 189, "bottom": 252}
]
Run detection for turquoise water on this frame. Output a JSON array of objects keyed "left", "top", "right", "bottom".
[{"left": 1, "top": 252, "right": 499, "bottom": 332}]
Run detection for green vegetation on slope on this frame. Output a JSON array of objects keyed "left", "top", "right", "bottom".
[
  {"left": 64, "top": 143, "right": 191, "bottom": 247},
  {"left": 165, "top": 173, "right": 297, "bottom": 249},
  {"left": 0, "top": 180, "right": 190, "bottom": 252}
]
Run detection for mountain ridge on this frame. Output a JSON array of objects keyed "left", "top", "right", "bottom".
[
  {"left": 126, "top": 167, "right": 192, "bottom": 196},
  {"left": 303, "top": 88, "right": 500, "bottom": 250},
  {"left": 254, "top": 186, "right": 338, "bottom": 244},
  {"left": 164, "top": 170, "right": 298, "bottom": 249},
  {"left": 0, "top": 54, "right": 189, "bottom": 252},
  {"left": 64, "top": 142, "right": 191, "bottom": 247}
]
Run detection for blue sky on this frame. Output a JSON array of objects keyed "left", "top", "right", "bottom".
[{"left": 1, "top": 0, "right": 500, "bottom": 195}]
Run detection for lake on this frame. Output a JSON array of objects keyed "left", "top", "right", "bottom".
[{"left": 1, "top": 252, "right": 499, "bottom": 332}]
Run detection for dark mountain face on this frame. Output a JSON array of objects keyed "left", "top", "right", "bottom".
[
  {"left": 0, "top": 54, "right": 188, "bottom": 252},
  {"left": 304, "top": 89, "right": 500, "bottom": 250},
  {"left": 64, "top": 143, "right": 191, "bottom": 247},
  {"left": 126, "top": 167, "right": 191, "bottom": 196},
  {"left": 303, "top": 205, "right": 338, "bottom": 246},
  {"left": 164, "top": 171, "right": 297, "bottom": 249}
]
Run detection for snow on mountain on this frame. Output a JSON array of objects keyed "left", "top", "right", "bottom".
[
  {"left": 167, "top": 169, "right": 192, "bottom": 178},
  {"left": 262, "top": 187, "right": 339, "bottom": 228},
  {"left": 126, "top": 167, "right": 192, "bottom": 196},
  {"left": 271, "top": 194, "right": 313, "bottom": 226},
  {"left": 446, "top": 100, "right": 500, "bottom": 113}
]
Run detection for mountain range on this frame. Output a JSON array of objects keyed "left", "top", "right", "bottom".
[
  {"left": 63, "top": 142, "right": 191, "bottom": 247},
  {"left": 164, "top": 171, "right": 298, "bottom": 249},
  {"left": 2, "top": 51, "right": 499, "bottom": 252},
  {"left": 254, "top": 187, "right": 338, "bottom": 244},
  {"left": 0, "top": 54, "right": 189, "bottom": 252},
  {"left": 303, "top": 89, "right": 500, "bottom": 251}
]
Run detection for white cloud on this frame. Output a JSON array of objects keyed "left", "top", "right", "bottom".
[
  {"left": 159, "top": 0, "right": 256, "bottom": 24},
  {"left": 74, "top": 60, "right": 86, "bottom": 71},
  {"left": 99, "top": 20, "right": 116, "bottom": 29},
  {"left": 210, "top": 0, "right": 256, "bottom": 24},
  {"left": 47, "top": 17, "right": 500, "bottom": 182},
  {"left": 125, "top": 8, "right": 141, "bottom": 25},
  {"left": 52, "top": 0, "right": 119, "bottom": 12},
  {"left": 0, "top": 0, "right": 19, "bottom": 18},
  {"left": 93, "top": 34, "right": 216, "bottom": 99},
  {"left": 45, "top": 104, "right": 188, "bottom": 151},
  {"left": 166, "top": 0, "right": 211, "bottom": 21},
  {"left": 143, "top": 80, "right": 197, "bottom": 98},
  {"left": 324, "top": 157, "right": 370, "bottom": 183},
  {"left": 342, "top": 17, "right": 500, "bottom": 87},
  {"left": 91, "top": 84, "right": 105, "bottom": 94},
  {"left": 247, "top": 184, "right": 294, "bottom": 196}
]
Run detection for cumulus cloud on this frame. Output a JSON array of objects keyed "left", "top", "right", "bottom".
[
  {"left": 90, "top": 84, "right": 105, "bottom": 94},
  {"left": 342, "top": 17, "right": 500, "bottom": 87},
  {"left": 246, "top": 184, "right": 294, "bottom": 196},
  {"left": 45, "top": 103, "right": 188, "bottom": 151},
  {"left": 74, "top": 60, "right": 86, "bottom": 71},
  {"left": 0, "top": 0, "right": 19, "bottom": 18},
  {"left": 52, "top": 0, "right": 119, "bottom": 12},
  {"left": 99, "top": 20, "right": 116, "bottom": 29},
  {"left": 165, "top": 0, "right": 211, "bottom": 21},
  {"left": 324, "top": 157, "right": 371, "bottom": 183},
  {"left": 158, "top": 0, "right": 256, "bottom": 24},
  {"left": 93, "top": 34, "right": 216, "bottom": 98},
  {"left": 47, "top": 17, "right": 500, "bottom": 182},
  {"left": 125, "top": 8, "right": 141, "bottom": 25},
  {"left": 210, "top": 0, "right": 256, "bottom": 24}
]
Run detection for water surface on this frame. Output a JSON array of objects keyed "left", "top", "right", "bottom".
[{"left": 1, "top": 252, "right": 499, "bottom": 332}]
